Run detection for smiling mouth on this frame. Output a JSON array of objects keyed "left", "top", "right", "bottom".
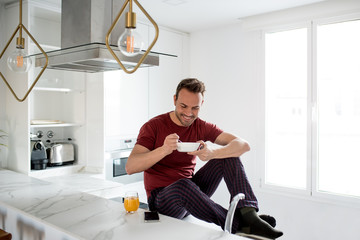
[{"left": 182, "top": 114, "right": 194, "bottom": 121}]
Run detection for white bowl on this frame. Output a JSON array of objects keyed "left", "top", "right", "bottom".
[{"left": 177, "top": 142, "right": 200, "bottom": 152}]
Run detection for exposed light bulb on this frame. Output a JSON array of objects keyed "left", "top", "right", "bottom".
[
  {"left": 118, "top": 28, "right": 144, "bottom": 57},
  {"left": 7, "top": 47, "right": 32, "bottom": 73}
]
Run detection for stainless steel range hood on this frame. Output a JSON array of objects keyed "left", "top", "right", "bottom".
[
  {"left": 35, "top": 0, "right": 169, "bottom": 73},
  {"left": 35, "top": 43, "right": 160, "bottom": 73}
]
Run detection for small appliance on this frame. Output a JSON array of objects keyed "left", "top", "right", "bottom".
[
  {"left": 30, "top": 140, "right": 48, "bottom": 170},
  {"left": 47, "top": 142, "right": 75, "bottom": 166}
]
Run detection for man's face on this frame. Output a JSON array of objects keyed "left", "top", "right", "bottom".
[{"left": 173, "top": 88, "right": 204, "bottom": 127}]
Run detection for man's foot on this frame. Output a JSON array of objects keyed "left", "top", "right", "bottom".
[
  {"left": 259, "top": 214, "right": 276, "bottom": 228},
  {"left": 239, "top": 208, "right": 283, "bottom": 239},
  {"left": 239, "top": 220, "right": 283, "bottom": 239}
]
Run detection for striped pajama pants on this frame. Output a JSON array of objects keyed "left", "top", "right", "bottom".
[{"left": 148, "top": 157, "right": 258, "bottom": 233}]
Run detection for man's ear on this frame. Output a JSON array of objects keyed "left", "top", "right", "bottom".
[{"left": 173, "top": 94, "right": 177, "bottom": 106}]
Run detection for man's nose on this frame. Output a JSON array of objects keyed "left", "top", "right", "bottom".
[{"left": 184, "top": 108, "right": 192, "bottom": 116}]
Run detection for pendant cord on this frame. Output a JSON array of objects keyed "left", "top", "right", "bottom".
[
  {"left": 129, "top": 0, "right": 133, "bottom": 13},
  {"left": 19, "top": 0, "right": 22, "bottom": 40}
]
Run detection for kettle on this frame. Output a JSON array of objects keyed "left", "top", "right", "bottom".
[{"left": 30, "top": 140, "right": 48, "bottom": 170}]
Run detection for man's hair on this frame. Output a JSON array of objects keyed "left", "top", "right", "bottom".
[{"left": 175, "top": 78, "right": 206, "bottom": 100}]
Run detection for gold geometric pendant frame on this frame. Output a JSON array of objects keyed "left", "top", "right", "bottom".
[
  {"left": 105, "top": 0, "right": 159, "bottom": 74},
  {"left": 0, "top": 0, "right": 48, "bottom": 102}
]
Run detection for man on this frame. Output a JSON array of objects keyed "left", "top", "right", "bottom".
[{"left": 126, "top": 78, "right": 283, "bottom": 239}]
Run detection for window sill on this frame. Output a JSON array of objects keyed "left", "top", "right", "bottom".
[{"left": 256, "top": 184, "right": 360, "bottom": 210}]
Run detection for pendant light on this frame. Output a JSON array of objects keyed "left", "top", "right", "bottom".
[
  {"left": 117, "top": 0, "right": 144, "bottom": 57},
  {"left": 0, "top": 0, "right": 48, "bottom": 102},
  {"left": 7, "top": 41, "right": 32, "bottom": 73},
  {"left": 106, "top": 0, "right": 159, "bottom": 74}
]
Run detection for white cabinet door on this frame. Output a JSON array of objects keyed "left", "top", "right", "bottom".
[
  {"left": 148, "top": 28, "right": 190, "bottom": 118},
  {"left": 104, "top": 68, "right": 149, "bottom": 138},
  {"left": 104, "top": 22, "right": 150, "bottom": 139}
]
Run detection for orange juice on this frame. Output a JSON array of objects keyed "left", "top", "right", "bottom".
[{"left": 124, "top": 196, "right": 140, "bottom": 213}]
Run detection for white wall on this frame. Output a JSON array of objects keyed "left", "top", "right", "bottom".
[
  {"left": 0, "top": 3, "right": 7, "bottom": 167},
  {"left": 189, "top": 1, "right": 360, "bottom": 240}
]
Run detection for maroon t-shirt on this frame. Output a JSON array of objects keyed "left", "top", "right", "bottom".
[{"left": 136, "top": 112, "right": 223, "bottom": 197}]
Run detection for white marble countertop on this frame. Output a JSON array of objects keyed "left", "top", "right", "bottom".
[
  {"left": 0, "top": 169, "right": 244, "bottom": 240},
  {"left": 40, "top": 172, "right": 148, "bottom": 203}
]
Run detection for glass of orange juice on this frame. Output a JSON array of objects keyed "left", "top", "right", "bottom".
[{"left": 124, "top": 191, "right": 140, "bottom": 213}]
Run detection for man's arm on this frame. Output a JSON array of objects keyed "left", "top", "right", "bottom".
[
  {"left": 126, "top": 133, "right": 179, "bottom": 174},
  {"left": 189, "top": 132, "right": 250, "bottom": 161},
  {"left": 212, "top": 132, "right": 250, "bottom": 158}
]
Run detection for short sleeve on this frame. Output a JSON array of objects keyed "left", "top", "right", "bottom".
[
  {"left": 136, "top": 122, "right": 156, "bottom": 151},
  {"left": 203, "top": 121, "right": 223, "bottom": 143}
]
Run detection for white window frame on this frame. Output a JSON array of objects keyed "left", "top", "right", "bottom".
[
  {"left": 259, "top": 13, "right": 360, "bottom": 207},
  {"left": 311, "top": 13, "right": 360, "bottom": 206}
]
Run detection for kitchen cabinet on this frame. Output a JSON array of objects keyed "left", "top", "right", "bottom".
[
  {"left": 3, "top": 1, "right": 86, "bottom": 177},
  {"left": 28, "top": 3, "right": 86, "bottom": 177},
  {"left": 2, "top": 1, "right": 189, "bottom": 178},
  {"left": 104, "top": 68, "right": 149, "bottom": 142},
  {"left": 29, "top": 70, "right": 86, "bottom": 178}
]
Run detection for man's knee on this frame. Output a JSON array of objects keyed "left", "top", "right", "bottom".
[
  {"left": 170, "top": 178, "right": 200, "bottom": 195},
  {"left": 177, "top": 178, "right": 197, "bottom": 188}
]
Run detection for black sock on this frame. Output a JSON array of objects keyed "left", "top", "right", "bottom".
[
  {"left": 240, "top": 207, "right": 283, "bottom": 239},
  {"left": 259, "top": 214, "right": 276, "bottom": 228}
]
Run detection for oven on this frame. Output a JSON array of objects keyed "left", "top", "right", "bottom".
[{"left": 104, "top": 138, "right": 143, "bottom": 184}]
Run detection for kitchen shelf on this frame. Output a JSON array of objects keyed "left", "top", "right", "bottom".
[
  {"left": 29, "top": 164, "right": 84, "bottom": 179},
  {"left": 33, "top": 87, "right": 83, "bottom": 93},
  {"left": 30, "top": 123, "right": 82, "bottom": 128}
]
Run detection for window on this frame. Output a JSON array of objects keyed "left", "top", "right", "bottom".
[
  {"left": 264, "top": 17, "right": 360, "bottom": 200},
  {"left": 317, "top": 19, "right": 360, "bottom": 198},
  {"left": 265, "top": 28, "right": 308, "bottom": 190}
]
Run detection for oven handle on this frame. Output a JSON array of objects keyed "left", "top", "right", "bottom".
[{"left": 106, "top": 149, "right": 132, "bottom": 160}]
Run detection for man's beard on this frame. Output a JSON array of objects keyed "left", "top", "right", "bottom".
[{"left": 175, "top": 110, "right": 196, "bottom": 127}]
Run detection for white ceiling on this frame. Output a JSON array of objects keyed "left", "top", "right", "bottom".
[
  {"left": 0, "top": 0, "right": 327, "bottom": 33},
  {"left": 139, "top": 0, "right": 327, "bottom": 33}
]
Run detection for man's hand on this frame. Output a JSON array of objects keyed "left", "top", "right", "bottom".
[
  {"left": 188, "top": 141, "right": 214, "bottom": 161},
  {"left": 162, "top": 133, "right": 180, "bottom": 155}
]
